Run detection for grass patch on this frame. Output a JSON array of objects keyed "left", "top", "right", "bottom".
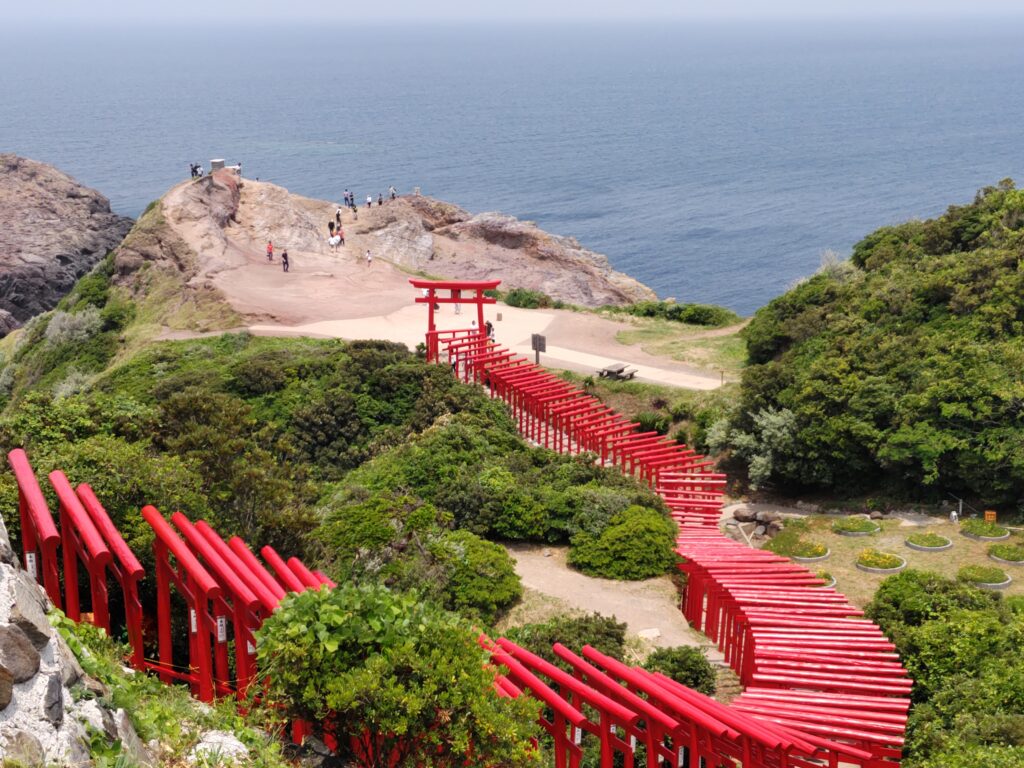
[
  {"left": 764, "top": 520, "right": 828, "bottom": 559},
  {"left": 615, "top": 319, "right": 747, "bottom": 375},
  {"left": 958, "top": 564, "right": 1009, "bottom": 584}
]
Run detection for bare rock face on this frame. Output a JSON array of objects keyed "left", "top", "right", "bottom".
[{"left": 0, "top": 155, "right": 133, "bottom": 334}]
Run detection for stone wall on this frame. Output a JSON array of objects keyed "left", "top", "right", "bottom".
[{"left": 0, "top": 513, "right": 147, "bottom": 766}]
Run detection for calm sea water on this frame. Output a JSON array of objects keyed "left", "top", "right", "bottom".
[{"left": 2, "top": 21, "right": 1023, "bottom": 314}]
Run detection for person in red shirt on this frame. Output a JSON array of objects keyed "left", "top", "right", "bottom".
[{"left": 266, "top": 241, "right": 274, "bottom": 261}]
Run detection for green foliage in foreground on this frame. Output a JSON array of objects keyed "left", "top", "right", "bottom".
[
  {"left": 52, "top": 611, "right": 287, "bottom": 767},
  {"left": 866, "top": 570, "right": 1024, "bottom": 765},
  {"left": 255, "top": 585, "right": 541, "bottom": 768},
  {"left": 726, "top": 180, "right": 1024, "bottom": 503},
  {"left": 642, "top": 646, "right": 717, "bottom": 696}
]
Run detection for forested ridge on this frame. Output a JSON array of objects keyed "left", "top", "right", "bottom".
[{"left": 720, "top": 180, "right": 1024, "bottom": 504}]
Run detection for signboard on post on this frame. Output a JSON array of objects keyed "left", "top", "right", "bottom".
[
  {"left": 985, "top": 509, "right": 998, "bottom": 523},
  {"left": 531, "top": 334, "right": 546, "bottom": 364}
]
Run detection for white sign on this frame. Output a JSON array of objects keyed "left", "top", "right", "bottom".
[
  {"left": 247, "top": 641, "right": 256, "bottom": 655},
  {"left": 574, "top": 727, "right": 582, "bottom": 746},
  {"left": 25, "top": 551, "right": 37, "bottom": 579},
  {"left": 630, "top": 736, "right": 637, "bottom": 752},
  {"left": 216, "top": 616, "right": 227, "bottom": 643},
  {"left": 190, "top": 609, "right": 198, "bottom": 633}
]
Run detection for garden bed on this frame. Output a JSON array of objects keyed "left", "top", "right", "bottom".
[
  {"left": 960, "top": 519, "right": 1010, "bottom": 541},
  {"left": 905, "top": 532, "right": 953, "bottom": 552},
  {"left": 987, "top": 543, "right": 1024, "bottom": 566},
  {"left": 792, "top": 549, "right": 831, "bottom": 563},
  {"left": 958, "top": 564, "right": 1012, "bottom": 590},
  {"left": 855, "top": 549, "right": 906, "bottom": 574},
  {"left": 832, "top": 516, "right": 881, "bottom": 537}
]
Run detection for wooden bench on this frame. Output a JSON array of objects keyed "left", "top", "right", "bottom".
[{"left": 597, "top": 362, "right": 638, "bottom": 381}]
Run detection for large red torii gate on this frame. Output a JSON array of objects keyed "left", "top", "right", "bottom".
[{"left": 409, "top": 278, "right": 499, "bottom": 363}]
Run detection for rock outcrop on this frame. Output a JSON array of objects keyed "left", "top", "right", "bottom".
[
  {"left": 0, "top": 155, "right": 133, "bottom": 335},
  {"left": 360, "top": 195, "right": 657, "bottom": 307},
  {"left": 0, "top": 513, "right": 147, "bottom": 766}
]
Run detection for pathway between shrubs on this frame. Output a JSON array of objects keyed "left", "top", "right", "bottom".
[{"left": 504, "top": 544, "right": 724, "bottom": 661}]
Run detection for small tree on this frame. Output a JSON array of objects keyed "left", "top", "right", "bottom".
[{"left": 255, "top": 584, "right": 540, "bottom": 768}]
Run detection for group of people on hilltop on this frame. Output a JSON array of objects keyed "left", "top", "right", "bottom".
[{"left": 341, "top": 185, "right": 398, "bottom": 213}]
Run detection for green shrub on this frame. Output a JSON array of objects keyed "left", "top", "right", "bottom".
[
  {"left": 958, "top": 565, "right": 1009, "bottom": 585},
  {"left": 615, "top": 301, "right": 740, "bottom": 328},
  {"left": 989, "top": 543, "right": 1024, "bottom": 562},
  {"left": 962, "top": 519, "right": 1009, "bottom": 538},
  {"left": 865, "top": 569, "right": 1000, "bottom": 633},
  {"left": 255, "top": 585, "right": 541, "bottom": 766},
  {"left": 906, "top": 532, "right": 952, "bottom": 548},
  {"left": 504, "top": 288, "right": 552, "bottom": 309},
  {"left": 832, "top": 516, "right": 880, "bottom": 534},
  {"left": 429, "top": 530, "right": 522, "bottom": 623},
  {"left": 503, "top": 614, "right": 627, "bottom": 670},
  {"left": 857, "top": 549, "right": 904, "bottom": 569},
  {"left": 568, "top": 505, "right": 677, "bottom": 580},
  {"left": 642, "top": 646, "right": 716, "bottom": 696},
  {"left": 635, "top": 411, "right": 670, "bottom": 435}
]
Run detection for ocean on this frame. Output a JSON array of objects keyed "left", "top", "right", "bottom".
[{"left": 2, "top": 20, "right": 1022, "bottom": 315}]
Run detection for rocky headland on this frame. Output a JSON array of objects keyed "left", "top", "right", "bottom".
[{"left": 0, "top": 155, "right": 133, "bottom": 335}]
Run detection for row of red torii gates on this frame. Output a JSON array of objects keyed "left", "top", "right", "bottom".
[
  {"left": 413, "top": 278, "right": 911, "bottom": 768},
  {"left": 5, "top": 278, "right": 909, "bottom": 768}
]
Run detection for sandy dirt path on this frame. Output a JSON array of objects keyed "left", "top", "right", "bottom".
[{"left": 506, "top": 544, "right": 724, "bottom": 659}]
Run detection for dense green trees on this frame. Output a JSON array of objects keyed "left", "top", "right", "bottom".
[
  {"left": 255, "top": 585, "right": 541, "bottom": 768},
  {"left": 866, "top": 569, "right": 1024, "bottom": 766},
  {"left": 720, "top": 180, "right": 1024, "bottom": 503}
]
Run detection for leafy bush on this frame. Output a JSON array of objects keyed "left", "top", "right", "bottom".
[
  {"left": 504, "top": 288, "right": 552, "bottom": 309},
  {"left": 906, "top": 532, "right": 952, "bottom": 548},
  {"left": 614, "top": 301, "right": 740, "bottom": 328},
  {"left": 634, "top": 411, "right": 670, "bottom": 435},
  {"left": 255, "top": 585, "right": 540, "bottom": 767},
  {"left": 857, "top": 549, "right": 904, "bottom": 569},
  {"left": 962, "top": 518, "right": 1009, "bottom": 538},
  {"left": 832, "top": 516, "right": 880, "bottom": 534},
  {"left": 568, "top": 505, "right": 677, "bottom": 580},
  {"left": 732, "top": 181, "right": 1024, "bottom": 502},
  {"left": 503, "top": 614, "right": 627, "bottom": 670},
  {"left": 45, "top": 307, "right": 102, "bottom": 346},
  {"left": 958, "top": 565, "right": 1009, "bottom": 585},
  {"left": 989, "top": 543, "right": 1024, "bottom": 562},
  {"left": 642, "top": 646, "right": 716, "bottom": 695},
  {"left": 429, "top": 530, "right": 522, "bottom": 623}
]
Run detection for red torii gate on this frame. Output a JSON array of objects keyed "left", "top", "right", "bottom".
[{"left": 410, "top": 278, "right": 499, "bottom": 363}]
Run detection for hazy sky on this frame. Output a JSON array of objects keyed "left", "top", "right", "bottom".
[{"left": 9, "top": 0, "right": 1024, "bottom": 23}]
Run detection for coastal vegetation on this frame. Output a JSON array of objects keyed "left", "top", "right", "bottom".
[
  {"left": 712, "top": 180, "right": 1024, "bottom": 505},
  {"left": 867, "top": 569, "right": 1024, "bottom": 766}
]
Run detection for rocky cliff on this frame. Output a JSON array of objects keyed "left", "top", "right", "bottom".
[{"left": 0, "top": 155, "right": 133, "bottom": 335}]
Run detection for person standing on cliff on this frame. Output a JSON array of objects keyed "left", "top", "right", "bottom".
[
  {"left": 266, "top": 241, "right": 274, "bottom": 261},
  {"left": 366, "top": 195, "right": 373, "bottom": 209},
  {"left": 365, "top": 249, "right": 373, "bottom": 267},
  {"left": 335, "top": 207, "right": 342, "bottom": 226},
  {"left": 281, "top": 250, "right": 290, "bottom": 272},
  {"left": 338, "top": 226, "right": 345, "bottom": 246},
  {"left": 344, "top": 190, "right": 351, "bottom": 206},
  {"left": 377, "top": 193, "right": 383, "bottom": 206},
  {"left": 389, "top": 185, "right": 397, "bottom": 201},
  {"left": 329, "top": 220, "right": 335, "bottom": 236}
]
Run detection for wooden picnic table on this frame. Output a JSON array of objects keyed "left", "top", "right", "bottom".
[{"left": 598, "top": 362, "right": 638, "bottom": 380}]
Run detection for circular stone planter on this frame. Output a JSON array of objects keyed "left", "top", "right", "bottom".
[
  {"left": 856, "top": 556, "right": 907, "bottom": 575},
  {"left": 973, "top": 576, "right": 1013, "bottom": 591},
  {"left": 793, "top": 549, "right": 831, "bottom": 563},
  {"left": 905, "top": 537, "right": 953, "bottom": 552},
  {"left": 812, "top": 577, "right": 837, "bottom": 589},
  {"left": 961, "top": 530, "right": 1011, "bottom": 542},
  {"left": 988, "top": 554, "right": 1024, "bottom": 566},
  {"left": 836, "top": 527, "right": 881, "bottom": 537}
]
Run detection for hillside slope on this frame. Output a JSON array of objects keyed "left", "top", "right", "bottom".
[{"left": 724, "top": 180, "right": 1024, "bottom": 503}]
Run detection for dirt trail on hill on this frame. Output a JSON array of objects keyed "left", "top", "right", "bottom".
[{"left": 506, "top": 544, "right": 724, "bottom": 659}]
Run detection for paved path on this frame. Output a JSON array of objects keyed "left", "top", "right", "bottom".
[{"left": 250, "top": 303, "right": 723, "bottom": 391}]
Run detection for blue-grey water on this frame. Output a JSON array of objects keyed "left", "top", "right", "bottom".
[{"left": 2, "top": 21, "right": 1023, "bottom": 315}]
